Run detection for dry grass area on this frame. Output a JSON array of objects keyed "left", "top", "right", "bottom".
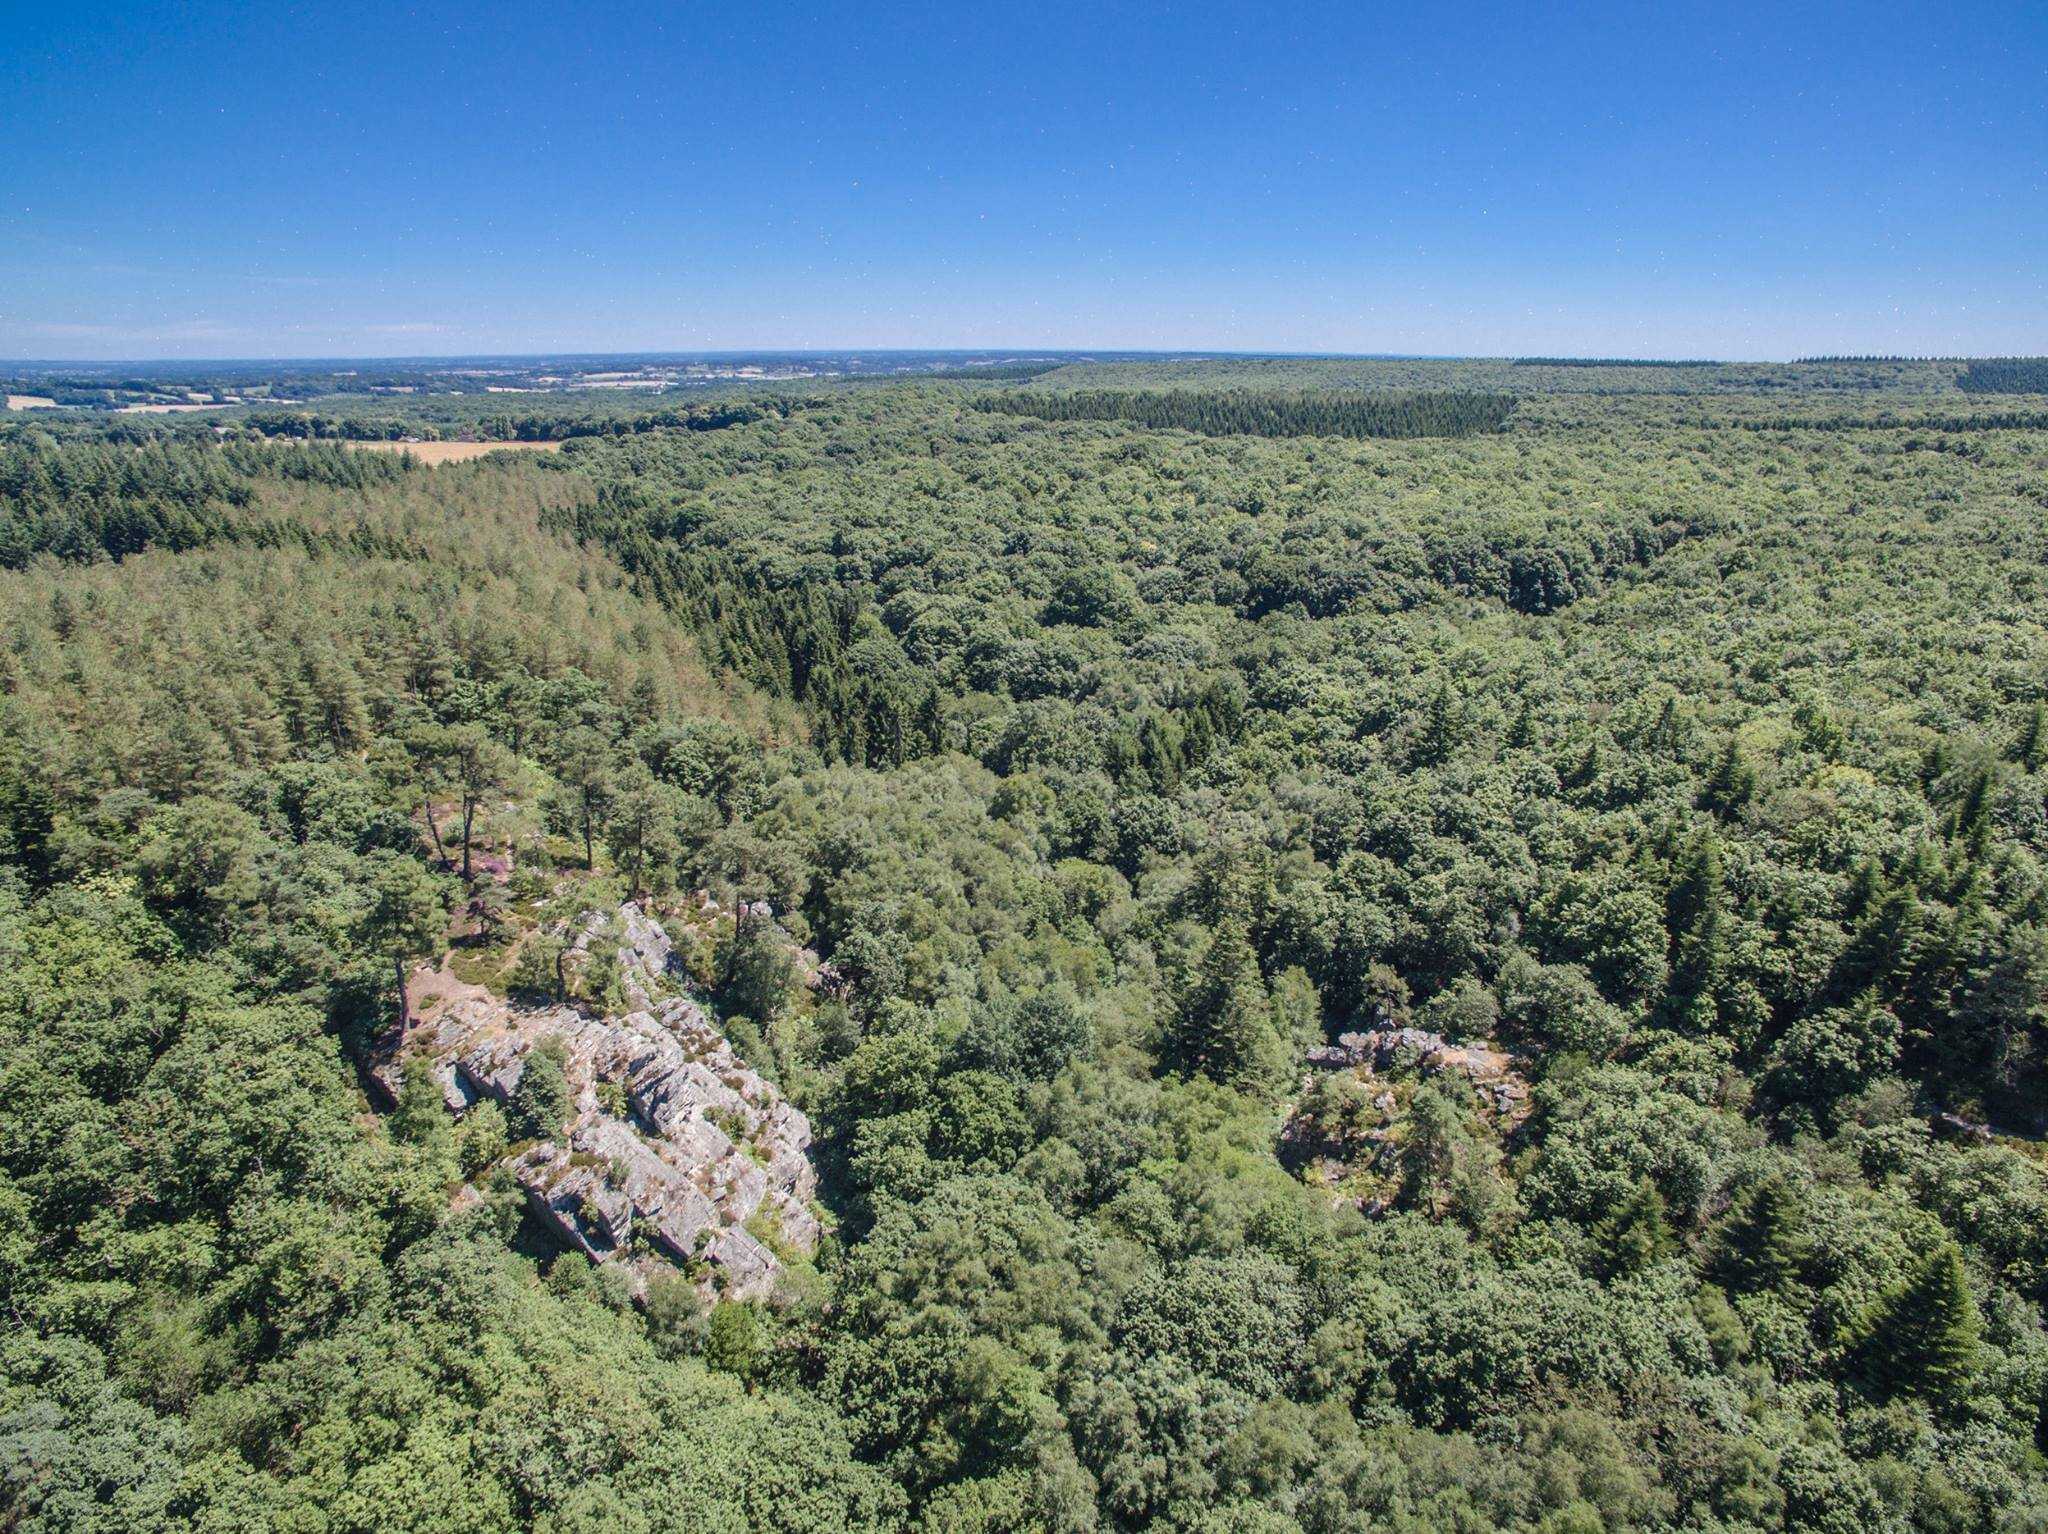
[
  {"left": 352, "top": 439, "right": 567, "bottom": 463},
  {"left": 6, "top": 396, "right": 59, "bottom": 410}
]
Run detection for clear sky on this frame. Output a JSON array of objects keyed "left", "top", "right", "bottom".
[{"left": 3, "top": 0, "right": 2044, "bottom": 360}]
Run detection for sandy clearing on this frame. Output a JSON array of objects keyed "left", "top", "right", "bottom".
[{"left": 349, "top": 439, "right": 567, "bottom": 463}]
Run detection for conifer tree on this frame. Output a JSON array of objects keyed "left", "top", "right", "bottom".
[
  {"left": 914, "top": 686, "right": 946, "bottom": 755},
  {"left": 605, "top": 763, "right": 685, "bottom": 897},
  {"left": 1666, "top": 831, "right": 1726, "bottom": 1029},
  {"left": 1944, "top": 762, "right": 1996, "bottom": 860},
  {"left": 1412, "top": 680, "right": 1459, "bottom": 766},
  {"left": 507, "top": 1037, "right": 576, "bottom": 1142},
  {"left": 361, "top": 852, "right": 449, "bottom": 1031},
  {"left": 549, "top": 725, "right": 615, "bottom": 870},
  {"left": 1834, "top": 880, "right": 1921, "bottom": 1001},
  {"left": 2011, "top": 704, "right": 2047, "bottom": 771},
  {"left": 1700, "top": 736, "right": 1756, "bottom": 816},
  {"left": 1857, "top": 1244, "right": 1981, "bottom": 1410},
  {"left": 1168, "top": 887, "right": 1281, "bottom": 1090},
  {"left": 1505, "top": 699, "right": 1538, "bottom": 751},
  {"left": 1713, "top": 1175, "right": 1807, "bottom": 1293},
  {"left": 704, "top": 1301, "right": 763, "bottom": 1387},
  {"left": 1594, "top": 1175, "right": 1673, "bottom": 1278},
  {"left": 445, "top": 724, "right": 515, "bottom": 884},
  {"left": 391, "top": 1057, "right": 459, "bottom": 1182}
]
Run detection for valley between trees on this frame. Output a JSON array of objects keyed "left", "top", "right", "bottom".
[{"left": 3, "top": 361, "right": 2048, "bottom": 1532}]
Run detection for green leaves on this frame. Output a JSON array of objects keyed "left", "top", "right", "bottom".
[{"left": 506, "top": 1038, "right": 576, "bottom": 1143}]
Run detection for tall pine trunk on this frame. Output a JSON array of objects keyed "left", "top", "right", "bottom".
[{"left": 418, "top": 784, "right": 447, "bottom": 862}]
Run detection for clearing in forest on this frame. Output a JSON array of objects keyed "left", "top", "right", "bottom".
[{"left": 349, "top": 438, "right": 567, "bottom": 463}]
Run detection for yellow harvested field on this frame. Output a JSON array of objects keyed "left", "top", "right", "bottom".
[
  {"left": 350, "top": 439, "right": 567, "bottom": 463},
  {"left": 6, "top": 395, "right": 59, "bottom": 410}
]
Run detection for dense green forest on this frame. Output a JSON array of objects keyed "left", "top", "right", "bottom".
[
  {"left": 970, "top": 389, "right": 1517, "bottom": 440},
  {"left": 1513, "top": 358, "right": 1722, "bottom": 369},
  {"left": 233, "top": 399, "right": 775, "bottom": 445},
  {"left": 1960, "top": 361, "right": 2048, "bottom": 396},
  {"left": 1033, "top": 356, "right": 1974, "bottom": 397},
  {"left": 3, "top": 366, "right": 2048, "bottom": 1532}
]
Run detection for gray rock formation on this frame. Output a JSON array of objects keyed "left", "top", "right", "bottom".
[
  {"left": 379, "top": 902, "right": 819, "bottom": 1299},
  {"left": 1283, "top": 1024, "right": 1533, "bottom": 1213},
  {"left": 1306, "top": 1026, "right": 1530, "bottom": 1122}
]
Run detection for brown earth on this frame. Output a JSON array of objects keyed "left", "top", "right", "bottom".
[{"left": 350, "top": 439, "right": 567, "bottom": 463}]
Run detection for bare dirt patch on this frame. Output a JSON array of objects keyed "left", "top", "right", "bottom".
[{"left": 351, "top": 439, "right": 567, "bottom": 463}]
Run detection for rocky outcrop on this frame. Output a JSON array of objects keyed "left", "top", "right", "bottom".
[
  {"left": 378, "top": 902, "right": 819, "bottom": 1299},
  {"left": 566, "top": 900, "right": 686, "bottom": 1009},
  {"left": 1306, "top": 1027, "right": 1530, "bottom": 1122},
  {"left": 1283, "top": 1025, "right": 1532, "bottom": 1213}
]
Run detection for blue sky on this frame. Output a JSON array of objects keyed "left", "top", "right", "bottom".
[{"left": 2, "top": 0, "right": 2044, "bottom": 360}]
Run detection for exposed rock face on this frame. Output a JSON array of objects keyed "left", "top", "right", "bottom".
[
  {"left": 566, "top": 901, "right": 683, "bottom": 1010},
  {"left": 378, "top": 902, "right": 818, "bottom": 1299},
  {"left": 1283, "top": 1025, "right": 1532, "bottom": 1213},
  {"left": 1306, "top": 1027, "right": 1530, "bottom": 1122}
]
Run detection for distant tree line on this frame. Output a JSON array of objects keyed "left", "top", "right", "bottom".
[
  {"left": 1725, "top": 410, "right": 2048, "bottom": 433},
  {"left": 238, "top": 400, "right": 774, "bottom": 443},
  {"left": 1956, "top": 359, "right": 2048, "bottom": 395},
  {"left": 972, "top": 388, "right": 1516, "bottom": 439},
  {"left": 237, "top": 411, "right": 420, "bottom": 441},
  {"left": 1514, "top": 357, "right": 1720, "bottom": 368},
  {"left": 921, "top": 361, "right": 1068, "bottom": 382}
]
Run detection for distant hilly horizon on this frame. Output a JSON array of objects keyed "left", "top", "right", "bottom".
[{"left": 4, "top": 347, "right": 2032, "bottom": 371}]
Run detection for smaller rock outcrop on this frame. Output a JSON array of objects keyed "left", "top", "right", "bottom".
[
  {"left": 1306, "top": 1027, "right": 1530, "bottom": 1122},
  {"left": 1283, "top": 1025, "right": 1531, "bottom": 1213}
]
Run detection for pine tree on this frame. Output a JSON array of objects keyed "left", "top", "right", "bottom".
[
  {"left": 1594, "top": 1175, "right": 1673, "bottom": 1278},
  {"left": 1833, "top": 881, "right": 1920, "bottom": 1001},
  {"left": 1713, "top": 1175, "right": 1807, "bottom": 1293},
  {"left": 703, "top": 1301, "right": 762, "bottom": 1387},
  {"left": 1167, "top": 894, "right": 1281, "bottom": 1091},
  {"left": 1505, "top": 699, "right": 1538, "bottom": 751},
  {"left": 446, "top": 724, "right": 514, "bottom": 884},
  {"left": 1858, "top": 1244, "right": 1981, "bottom": 1410},
  {"left": 1944, "top": 762, "right": 1996, "bottom": 860},
  {"left": 507, "top": 1038, "right": 576, "bottom": 1142},
  {"left": 552, "top": 725, "right": 615, "bottom": 871},
  {"left": 360, "top": 853, "right": 449, "bottom": 1031},
  {"left": 1700, "top": 737, "right": 1756, "bottom": 816},
  {"left": 1920, "top": 738, "right": 1953, "bottom": 790},
  {"left": 2011, "top": 705, "right": 2047, "bottom": 771},
  {"left": 914, "top": 686, "right": 946, "bottom": 755},
  {"left": 1412, "top": 680, "right": 1459, "bottom": 766},
  {"left": 391, "top": 1057, "right": 458, "bottom": 1181},
  {"left": 1666, "top": 831, "right": 1726, "bottom": 1030}
]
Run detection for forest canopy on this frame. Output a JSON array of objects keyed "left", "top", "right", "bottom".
[
  {"left": 970, "top": 388, "right": 1518, "bottom": 439},
  {"left": 3, "top": 361, "right": 2048, "bottom": 1533}
]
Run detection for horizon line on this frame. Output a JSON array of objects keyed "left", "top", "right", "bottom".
[{"left": 0, "top": 347, "right": 1995, "bottom": 370}]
